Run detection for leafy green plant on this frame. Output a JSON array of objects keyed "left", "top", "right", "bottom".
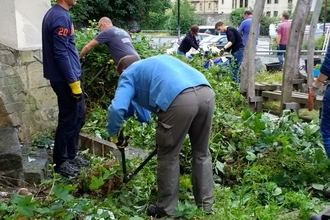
[{"left": 315, "top": 63, "right": 322, "bottom": 70}]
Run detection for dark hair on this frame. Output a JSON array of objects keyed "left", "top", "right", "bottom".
[
  {"left": 116, "top": 55, "right": 141, "bottom": 74},
  {"left": 244, "top": 10, "right": 252, "bottom": 15},
  {"left": 215, "top": 21, "right": 224, "bottom": 29},
  {"left": 282, "top": 12, "right": 290, "bottom": 20},
  {"left": 190, "top": 25, "right": 199, "bottom": 35}
]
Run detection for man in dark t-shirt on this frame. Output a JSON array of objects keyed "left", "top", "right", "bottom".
[
  {"left": 79, "top": 17, "right": 139, "bottom": 64},
  {"left": 79, "top": 17, "right": 150, "bottom": 124},
  {"left": 215, "top": 21, "right": 244, "bottom": 83}
]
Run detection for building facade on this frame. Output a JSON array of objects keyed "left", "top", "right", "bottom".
[{"left": 189, "top": 0, "right": 298, "bottom": 17}]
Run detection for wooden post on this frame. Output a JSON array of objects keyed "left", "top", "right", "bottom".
[
  {"left": 307, "top": 0, "right": 323, "bottom": 86},
  {"left": 240, "top": 0, "right": 265, "bottom": 107},
  {"left": 280, "top": 0, "right": 313, "bottom": 115}
]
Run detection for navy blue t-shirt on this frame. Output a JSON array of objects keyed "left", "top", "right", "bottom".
[
  {"left": 42, "top": 4, "right": 81, "bottom": 83},
  {"left": 95, "top": 26, "right": 138, "bottom": 64}
]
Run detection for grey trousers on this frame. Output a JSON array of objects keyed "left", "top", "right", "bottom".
[{"left": 156, "top": 85, "right": 215, "bottom": 216}]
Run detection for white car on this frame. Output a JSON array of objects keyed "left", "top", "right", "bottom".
[{"left": 166, "top": 33, "right": 217, "bottom": 55}]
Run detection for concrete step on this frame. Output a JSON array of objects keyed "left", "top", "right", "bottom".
[{"left": 21, "top": 145, "right": 48, "bottom": 185}]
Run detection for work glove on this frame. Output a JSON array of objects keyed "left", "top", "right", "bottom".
[
  {"left": 80, "top": 57, "right": 85, "bottom": 65},
  {"left": 105, "top": 59, "right": 115, "bottom": 70},
  {"left": 219, "top": 48, "right": 225, "bottom": 56},
  {"left": 111, "top": 130, "right": 129, "bottom": 149},
  {"left": 312, "top": 82, "right": 322, "bottom": 99},
  {"left": 69, "top": 80, "right": 82, "bottom": 99}
]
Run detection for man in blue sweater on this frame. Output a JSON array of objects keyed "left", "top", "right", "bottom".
[
  {"left": 237, "top": 10, "right": 260, "bottom": 47},
  {"left": 107, "top": 55, "right": 215, "bottom": 218},
  {"left": 42, "top": 0, "right": 89, "bottom": 177}
]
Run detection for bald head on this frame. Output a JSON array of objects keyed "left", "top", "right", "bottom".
[{"left": 98, "top": 17, "right": 113, "bottom": 30}]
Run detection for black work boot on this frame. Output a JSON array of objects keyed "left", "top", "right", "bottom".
[
  {"left": 68, "top": 156, "right": 89, "bottom": 168},
  {"left": 147, "top": 204, "right": 171, "bottom": 218},
  {"left": 55, "top": 161, "right": 80, "bottom": 177}
]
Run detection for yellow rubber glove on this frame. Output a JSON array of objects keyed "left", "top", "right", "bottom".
[
  {"left": 111, "top": 130, "right": 129, "bottom": 149},
  {"left": 69, "top": 81, "right": 82, "bottom": 99}
]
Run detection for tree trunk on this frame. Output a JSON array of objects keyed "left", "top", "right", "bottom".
[
  {"left": 240, "top": 0, "right": 266, "bottom": 97},
  {"left": 280, "top": 0, "right": 313, "bottom": 114},
  {"left": 307, "top": 0, "right": 323, "bottom": 86}
]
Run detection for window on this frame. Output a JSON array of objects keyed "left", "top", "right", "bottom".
[
  {"left": 193, "top": 3, "right": 197, "bottom": 11},
  {"left": 245, "top": 0, "right": 249, "bottom": 7},
  {"left": 267, "top": 0, "right": 271, "bottom": 3},
  {"left": 273, "top": 11, "right": 278, "bottom": 17},
  {"left": 266, "top": 11, "right": 271, "bottom": 17},
  {"left": 275, "top": 0, "right": 278, "bottom": 3},
  {"left": 288, "top": 0, "right": 292, "bottom": 3},
  {"left": 215, "top": 3, "right": 218, "bottom": 10},
  {"left": 222, "top": 0, "right": 224, "bottom": 4},
  {"left": 200, "top": 3, "right": 202, "bottom": 10},
  {"left": 208, "top": 2, "right": 211, "bottom": 9}
]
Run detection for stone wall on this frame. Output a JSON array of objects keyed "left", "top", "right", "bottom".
[
  {"left": 0, "top": 44, "right": 57, "bottom": 142},
  {"left": 201, "top": 13, "right": 232, "bottom": 26}
]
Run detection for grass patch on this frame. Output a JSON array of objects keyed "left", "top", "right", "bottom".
[
  {"left": 299, "top": 108, "right": 320, "bottom": 121},
  {"left": 255, "top": 70, "right": 283, "bottom": 84},
  {"left": 263, "top": 101, "right": 281, "bottom": 111}
]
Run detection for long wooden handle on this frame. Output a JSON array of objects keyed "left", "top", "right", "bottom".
[{"left": 308, "top": 87, "right": 314, "bottom": 111}]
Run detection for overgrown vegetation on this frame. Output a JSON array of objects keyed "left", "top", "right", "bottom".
[{"left": 2, "top": 19, "right": 330, "bottom": 220}]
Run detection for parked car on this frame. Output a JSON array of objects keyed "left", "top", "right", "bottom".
[
  {"left": 198, "top": 25, "right": 220, "bottom": 35},
  {"left": 166, "top": 33, "right": 212, "bottom": 54},
  {"left": 199, "top": 35, "right": 228, "bottom": 49},
  {"left": 170, "top": 33, "right": 212, "bottom": 45},
  {"left": 189, "top": 35, "right": 228, "bottom": 55}
]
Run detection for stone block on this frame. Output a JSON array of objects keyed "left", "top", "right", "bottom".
[
  {"left": 22, "top": 146, "right": 48, "bottom": 184},
  {"left": 0, "top": 126, "right": 23, "bottom": 172},
  {"left": 27, "top": 62, "right": 47, "bottom": 89},
  {"left": 14, "top": 65, "right": 28, "bottom": 90},
  {"left": 0, "top": 50, "right": 16, "bottom": 66},
  {"left": 32, "top": 86, "right": 57, "bottom": 108},
  {"left": 19, "top": 51, "right": 39, "bottom": 63},
  {"left": 0, "top": 64, "right": 14, "bottom": 78},
  {"left": 0, "top": 169, "right": 24, "bottom": 186},
  {"left": 5, "top": 102, "right": 24, "bottom": 114}
]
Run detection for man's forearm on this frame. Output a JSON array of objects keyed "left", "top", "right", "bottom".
[
  {"left": 276, "top": 35, "right": 281, "bottom": 44},
  {"left": 224, "top": 41, "right": 233, "bottom": 50},
  {"left": 79, "top": 46, "right": 92, "bottom": 58}
]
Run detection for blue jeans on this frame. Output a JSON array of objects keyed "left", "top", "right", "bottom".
[
  {"left": 232, "top": 48, "right": 244, "bottom": 83},
  {"left": 321, "top": 85, "right": 330, "bottom": 159},
  {"left": 177, "top": 50, "right": 185, "bottom": 56},
  {"left": 277, "top": 44, "right": 286, "bottom": 64}
]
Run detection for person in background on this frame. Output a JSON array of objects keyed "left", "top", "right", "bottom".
[
  {"left": 276, "top": 12, "right": 291, "bottom": 64},
  {"left": 107, "top": 55, "right": 215, "bottom": 218},
  {"left": 178, "top": 25, "right": 200, "bottom": 56},
  {"left": 312, "top": 41, "right": 330, "bottom": 161},
  {"left": 237, "top": 10, "right": 260, "bottom": 47},
  {"left": 42, "top": 0, "right": 89, "bottom": 177},
  {"left": 215, "top": 21, "right": 244, "bottom": 83},
  {"left": 79, "top": 16, "right": 150, "bottom": 124}
]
